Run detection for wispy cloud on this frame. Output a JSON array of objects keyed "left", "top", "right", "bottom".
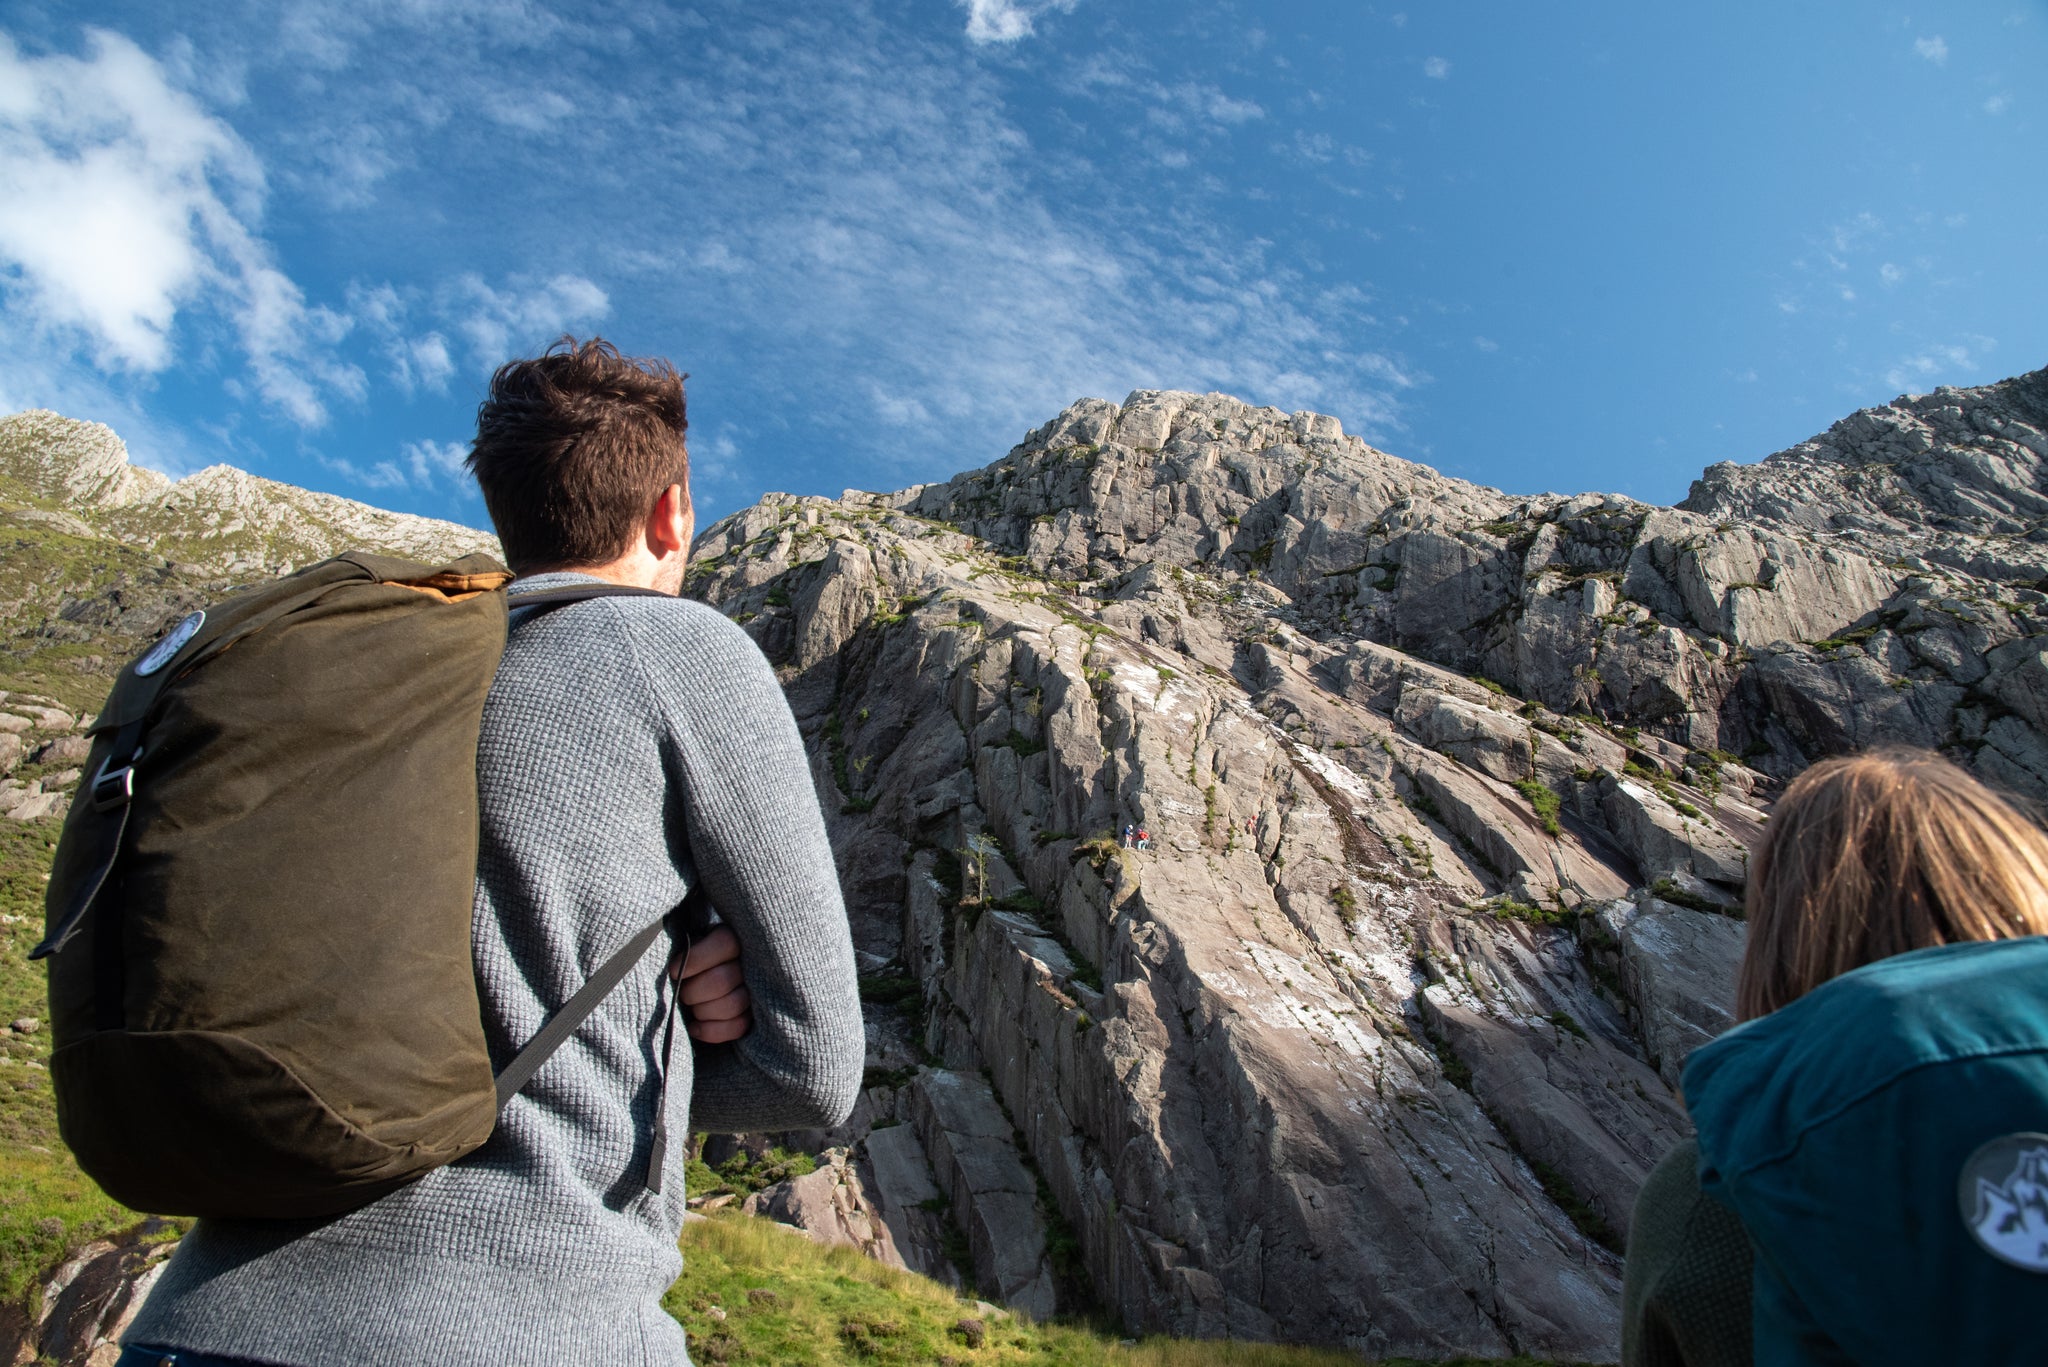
[
  {"left": 319, "top": 436, "right": 469, "bottom": 493},
  {"left": 0, "top": 28, "right": 358, "bottom": 425},
  {"left": 445, "top": 273, "right": 609, "bottom": 371},
  {"left": 349, "top": 271, "right": 607, "bottom": 390},
  {"left": 1422, "top": 56, "right": 1450, "bottom": 79},
  {"left": 1983, "top": 93, "right": 2010, "bottom": 114},
  {"left": 958, "top": 0, "right": 1076, "bottom": 45},
  {"left": 1883, "top": 337, "right": 1995, "bottom": 393},
  {"left": 1914, "top": 35, "right": 1948, "bottom": 64}
]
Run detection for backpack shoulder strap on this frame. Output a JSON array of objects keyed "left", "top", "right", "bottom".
[{"left": 493, "top": 913, "right": 678, "bottom": 1108}]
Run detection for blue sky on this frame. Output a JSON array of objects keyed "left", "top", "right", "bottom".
[{"left": 1, "top": 1, "right": 2042, "bottom": 530}]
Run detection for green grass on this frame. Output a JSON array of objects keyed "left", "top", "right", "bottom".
[
  {"left": 1648, "top": 878, "right": 1737, "bottom": 917},
  {"left": 685, "top": 1147, "right": 820, "bottom": 1202},
  {"left": 667, "top": 1212, "right": 1581, "bottom": 1366},
  {"left": 1000, "top": 729, "right": 1047, "bottom": 759},
  {"left": 1484, "top": 896, "right": 1576, "bottom": 928},
  {"left": 0, "top": 821, "right": 153, "bottom": 1308},
  {"left": 858, "top": 972, "right": 924, "bottom": 1012},
  {"left": 1510, "top": 779, "right": 1562, "bottom": 837}
]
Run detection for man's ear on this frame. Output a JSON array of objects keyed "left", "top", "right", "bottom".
[{"left": 650, "top": 483, "right": 691, "bottom": 557}]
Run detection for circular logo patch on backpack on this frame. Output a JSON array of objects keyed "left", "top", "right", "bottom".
[
  {"left": 135, "top": 610, "right": 205, "bottom": 677},
  {"left": 1959, "top": 1132, "right": 2048, "bottom": 1273}
]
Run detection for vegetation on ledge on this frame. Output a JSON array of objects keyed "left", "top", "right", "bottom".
[{"left": 668, "top": 1211, "right": 1584, "bottom": 1367}]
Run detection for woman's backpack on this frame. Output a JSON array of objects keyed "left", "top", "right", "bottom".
[
  {"left": 1684, "top": 937, "right": 2048, "bottom": 1366},
  {"left": 36, "top": 552, "right": 674, "bottom": 1219}
]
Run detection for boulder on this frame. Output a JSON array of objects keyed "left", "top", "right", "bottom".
[
  {"left": 31, "top": 735, "right": 92, "bottom": 767},
  {"left": 740, "top": 1147, "right": 904, "bottom": 1268},
  {"left": 1583, "top": 899, "right": 1746, "bottom": 1087}
]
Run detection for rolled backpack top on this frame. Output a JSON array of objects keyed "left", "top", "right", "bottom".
[{"left": 37, "top": 552, "right": 676, "bottom": 1219}]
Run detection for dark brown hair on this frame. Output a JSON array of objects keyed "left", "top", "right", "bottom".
[
  {"left": 1736, "top": 746, "right": 2048, "bottom": 1020},
  {"left": 466, "top": 337, "right": 688, "bottom": 573}
]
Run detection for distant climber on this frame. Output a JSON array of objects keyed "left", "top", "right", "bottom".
[
  {"left": 1122, "top": 823, "right": 1135, "bottom": 848},
  {"left": 1623, "top": 747, "right": 2048, "bottom": 1367},
  {"left": 1137, "top": 827, "right": 1152, "bottom": 850},
  {"left": 120, "top": 338, "right": 865, "bottom": 1367}
]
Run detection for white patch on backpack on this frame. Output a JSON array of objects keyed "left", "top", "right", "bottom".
[
  {"left": 1961, "top": 1132, "right": 2048, "bottom": 1273},
  {"left": 135, "top": 610, "right": 204, "bottom": 677}
]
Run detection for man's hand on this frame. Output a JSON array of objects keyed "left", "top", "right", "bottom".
[{"left": 671, "top": 925, "right": 752, "bottom": 1043}]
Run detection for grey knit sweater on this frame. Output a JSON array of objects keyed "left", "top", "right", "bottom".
[{"left": 126, "top": 575, "right": 865, "bottom": 1366}]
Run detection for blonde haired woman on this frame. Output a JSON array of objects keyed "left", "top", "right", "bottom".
[{"left": 1623, "top": 747, "right": 2048, "bottom": 1367}]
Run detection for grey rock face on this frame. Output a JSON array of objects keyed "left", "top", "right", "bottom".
[
  {"left": 1581, "top": 900, "right": 1746, "bottom": 1088},
  {"left": 679, "top": 365, "right": 2048, "bottom": 1359}
]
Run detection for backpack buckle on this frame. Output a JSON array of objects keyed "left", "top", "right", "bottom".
[{"left": 90, "top": 753, "right": 138, "bottom": 813}]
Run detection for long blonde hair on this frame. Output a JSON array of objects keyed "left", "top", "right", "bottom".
[{"left": 1737, "top": 747, "right": 2048, "bottom": 1020}]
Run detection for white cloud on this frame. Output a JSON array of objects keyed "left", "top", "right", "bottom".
[
  {"left": 1984, "top": 93, "right": 2010, "bottom": 114},
  {"left": 402, "top": 332, "right": 455, "bottom": 391},
  {"left": 348, "top": 272, "right": 609, "bottom": 382},
  {"left": 1914, "top": 35, "right": 1948, "bottom": 64},
  {"left": 1879, "top": 262, "right": 1903, "bottom": 285},
  {"left": 1472, "top": 336, "right": 1498, "bottom": 352},
  {"left": 1884, "top": 337, "right": 1995, "bottom": 393},
  {"left": 1422, "top": 56, "right": 1450, "bottom": 79},
  {"left": 0, "top": 29, "right": 356, "bottom": 425},
  {"left": 870, "top": 384, "right": 934, "bottom": 427},
  {"left": 402, "top": 437, "right": 469, "bottom": 485},
  {"left": 0, "top": 30, "right": 250, "bottom": 372},
  {"left": 689, "top": 430, "right": 742, "bottom": 487},
  {"left": 481, "top": 89, "right": 574, "bottom": 133},
  {"left": 958, "top": 0, "right": 1077, "bottom": 44},
  {"left": 319, "top": 436, "right": 469, "bottom": 493},
  {"left": 19, "top": 6, "right": 1416, "bottom": 498},
  {"left": 445, "top": 272, "right": 609, "bottom": 370}
]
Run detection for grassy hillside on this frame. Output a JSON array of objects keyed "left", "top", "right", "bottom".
[{"left": 0, "top": 823, "right": 149, "bottom": 1309}]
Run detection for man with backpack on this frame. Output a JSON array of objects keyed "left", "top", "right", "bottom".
[{"left": 114, "top": 339, "right": 865, "bottom": 1366}]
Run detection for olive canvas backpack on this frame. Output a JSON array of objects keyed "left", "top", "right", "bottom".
[{"left": 34, "top": 552, "right": 679, "bottom": 1219}]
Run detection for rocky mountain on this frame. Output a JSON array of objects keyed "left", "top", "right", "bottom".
[
  {"left": 1, "top": 368, "right": 2044, "bottom": 1362},
  {"left": 680, "top": 365, "right": 2048, "bottom": 1359}
]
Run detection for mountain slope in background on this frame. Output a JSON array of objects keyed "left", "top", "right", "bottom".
[
  {"left": 0, "top": 410, "right": 497, "bottom": 714},
  {"left": 0, "top": 368, "right": 2041, "bottom": 1361}
]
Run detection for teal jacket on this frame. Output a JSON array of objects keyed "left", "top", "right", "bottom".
[{"left": 1683, "top": 936, "right": 2048, "bottom": 1367}]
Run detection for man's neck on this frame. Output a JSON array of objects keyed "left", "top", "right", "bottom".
[{"left": 526, "top": 555, "right": 682, "bottom": 595}]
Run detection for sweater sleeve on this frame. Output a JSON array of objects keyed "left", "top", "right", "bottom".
[
  {"left": 1621, "top": 1139, "right": 1756, "bottom": 1367},
  {"left": 619, "top": 602, "right": 864, "bottom": 1134}
]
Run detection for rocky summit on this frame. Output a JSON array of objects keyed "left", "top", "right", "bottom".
[{"left": 2, "top": 367, "right": 2046, "bottom": 1362}]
